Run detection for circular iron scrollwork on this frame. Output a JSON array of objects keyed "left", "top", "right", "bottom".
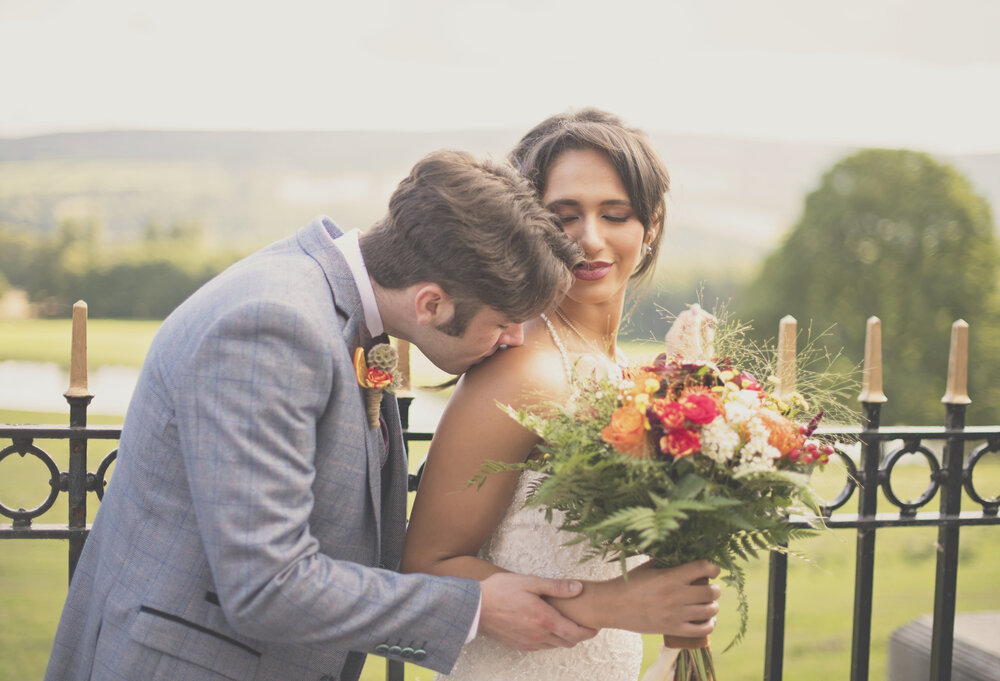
[
  {"left": 93, "top": 448, "right": 118, "bottom": 501},
  {"left": 881, "top": 442, "right": 940, "bottom": 516},
  {"left": 817, "top": 445, "right": 859, "bottom": 516},
  {"left": 964, "top": 440, "right": 999, "bottom": 515},
  {"left": 0, "top": 440, "right": 61, "bottom": 522}
]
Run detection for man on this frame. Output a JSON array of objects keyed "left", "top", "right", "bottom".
[{"left": 46, "top": 151, "right": 593, "bottom": 681}]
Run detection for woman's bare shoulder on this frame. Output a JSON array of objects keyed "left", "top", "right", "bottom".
[{"left": 456, "top": 324, "right": 569, "bottom": 410}]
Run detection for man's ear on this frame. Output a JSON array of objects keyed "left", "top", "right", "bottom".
[{"left": 412, "top": 283, "right": 455, "bottom": 327}]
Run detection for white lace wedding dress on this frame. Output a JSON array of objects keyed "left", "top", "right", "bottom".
[
  {"left": 438, "top": 470, "right": 644, "bottom": 681},
  {"left": 439, "top": 317, "right": 644, "bottom": 680}
]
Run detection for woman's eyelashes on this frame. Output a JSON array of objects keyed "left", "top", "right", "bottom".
[{"left": 555, "top": 213, "right": 633, "bottom": 224}]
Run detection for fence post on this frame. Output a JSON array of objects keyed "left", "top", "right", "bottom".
[
  {"left": 851, "top": 316, "right": 887, "bottom": 681},
  {"left": 764, "top": 315, "right": 797, "bottom": 681},
  {"left": 63, "top": 300, "right": 94, "bottom": 584},
  {"left": 930, "top": 320, "right": 970, "bottom": 681}
]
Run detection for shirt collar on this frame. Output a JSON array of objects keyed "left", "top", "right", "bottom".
[{"left": 332, "top": 229, "right": 384, "bottom": 337}]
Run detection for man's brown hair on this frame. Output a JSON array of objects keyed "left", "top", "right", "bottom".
[{"left": 361, "top": 150, "right": 582, "bottom": 335}]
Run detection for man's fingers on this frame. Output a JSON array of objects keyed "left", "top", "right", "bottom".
[{"left": 527, "top": 576, "right": 585, "bottom": 599}]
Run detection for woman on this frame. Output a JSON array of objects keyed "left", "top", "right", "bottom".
[{"left": 402, "top": 109, "right": 720, "bottom": 680}]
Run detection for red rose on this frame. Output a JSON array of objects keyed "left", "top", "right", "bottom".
[
  {"left": 659, "top": 428, "right": 700, "bottom": 457},
  {"left": 680, "top": 393, "right": 720, "bottom": 425}
]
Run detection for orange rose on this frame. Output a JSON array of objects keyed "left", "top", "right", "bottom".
[{"left": 601, "top": 406, "right": 652, "bottom": 458}]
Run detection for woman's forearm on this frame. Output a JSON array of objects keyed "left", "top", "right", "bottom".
[
  {"left": 401, "top": 553, "right": 508, "bottom": 582},
  {"left": 544, "top": 579, "right": 617, "bottom": 630}
]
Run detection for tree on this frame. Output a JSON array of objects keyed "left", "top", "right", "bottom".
[{"left": 739, "top": 149, "right": 1000, "bottom": 424}]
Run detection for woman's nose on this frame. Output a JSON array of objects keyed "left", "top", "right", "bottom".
[{"left": 573, "top": 215, "right": 604, "bottom": 253}]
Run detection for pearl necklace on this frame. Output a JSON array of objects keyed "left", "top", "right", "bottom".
[{"left": 553, "top": 306, "right": 593, "bottom": 347}]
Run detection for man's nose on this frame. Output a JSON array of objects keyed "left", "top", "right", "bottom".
[{"left": 500, "top": 323, "right": 525, "bottom": 347}]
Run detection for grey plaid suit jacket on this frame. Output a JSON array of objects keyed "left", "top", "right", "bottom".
[{"left": 45, "top": 216, "right": 480, "bottom": 681}]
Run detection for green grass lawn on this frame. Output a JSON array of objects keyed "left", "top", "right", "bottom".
[
  {"left": 2, "top": 320, "right": 999, "bottom": 680},
  {"left": 0, "top": 318, "right": 160, "bottom": 369}
]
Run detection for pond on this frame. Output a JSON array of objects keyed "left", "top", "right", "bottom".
[{"left": 0, "top": 360, "right": 448, "bottom": 431}]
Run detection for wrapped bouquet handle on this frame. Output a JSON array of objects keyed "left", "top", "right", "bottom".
[{"left": 641, "top": 577, "right": 714, "bottom": 681}]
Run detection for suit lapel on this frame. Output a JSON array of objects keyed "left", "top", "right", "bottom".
[{"left": 297, "top": 216, "right": 392, "bottom": 557}]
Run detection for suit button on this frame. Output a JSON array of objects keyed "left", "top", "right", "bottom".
[
  {"left": 401, "top": 647, "right": 414, "bottom": 659},
  {"left": 388, "top": 645, "right": 402, "bottom": 656},
  {"left": 375, "top": 644, "right": 389, "bottom": 654},
  {"left": 413, "top": 649, "right": 427, "bottom": 661}
]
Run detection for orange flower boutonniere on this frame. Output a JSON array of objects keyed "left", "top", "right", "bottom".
[{"left": 353, "top": 343, "right": 398, "bottom": 428}]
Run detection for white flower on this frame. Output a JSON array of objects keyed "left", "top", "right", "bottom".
[
  {"left": 724, "top": 400, "right": 753, "bottom": 425},
  {"left": 700, "top": 416, "right": 741, "bottom": 463},
  {"left": 734, "top": 415, "right": 781, "bottom": 475}
]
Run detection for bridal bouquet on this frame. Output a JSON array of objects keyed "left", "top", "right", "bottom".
[{"left": 489, "top": 307, "right": 846, "bottom": 681}]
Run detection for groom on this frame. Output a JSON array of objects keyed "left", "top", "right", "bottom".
[{"left": 45, "top": 150, "right": 594, "bottom": 681}]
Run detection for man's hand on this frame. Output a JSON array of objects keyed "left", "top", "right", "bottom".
[
  {"left": 607, "top": 560, "right": 722, "bottom": 637},
  {"left": 477, "top": 572, "right": 598, "bottom": 650}
]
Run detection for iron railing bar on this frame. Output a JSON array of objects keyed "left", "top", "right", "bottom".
[
  {"left": 929, "top": 404, "right": 966, "bottom": 681},
  {"left": 0, "top": 525, "right": 91, "bottom": 539},
  {"left": 849, "top": 402, "right": 882, "bottom": 681},
  {"left": 816, "top": 425, "right": 1000, "bottom": 439},
  {"left": 763, "top": 547, "right": 788, "bottom": 681},
  {"left": 0, "top": 425, "right": 123, "bottom": 439},
  {"left": 786, "top": 513, "right": 1000, "bottom": 529}
]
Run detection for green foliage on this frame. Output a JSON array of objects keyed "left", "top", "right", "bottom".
[
  {"left": 500, "top": 386, "right": 827, "bottom": 650},
  {"left": 740, "top": 149, "right": 1000, "bottom": 424},
  {"left": 0, "top": 220, "right": 242, "bottom": 319}
]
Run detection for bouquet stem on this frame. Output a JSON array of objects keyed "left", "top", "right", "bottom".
[{"left": 660, "top": 576, "right": 715, "bottom": 681}]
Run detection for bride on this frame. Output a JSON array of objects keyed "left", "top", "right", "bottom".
[{"left": 401, "top": 109, "right": 720, "bottom": 680}]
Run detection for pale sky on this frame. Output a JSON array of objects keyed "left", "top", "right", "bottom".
[{"left": 3, "top": 0, "right": 999, "bottom": 154}]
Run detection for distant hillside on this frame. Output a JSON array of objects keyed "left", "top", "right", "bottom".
[{"left": 1, "top": 130, "right": 997, "bottom": 268}]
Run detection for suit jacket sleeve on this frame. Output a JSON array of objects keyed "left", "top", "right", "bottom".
[{"left": 168, "top": 298, "right": 478, "bottom": 673}]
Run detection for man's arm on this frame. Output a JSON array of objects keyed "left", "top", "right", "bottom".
[{"left": 171, "top": 299, "right": 479, "bottom": 672}]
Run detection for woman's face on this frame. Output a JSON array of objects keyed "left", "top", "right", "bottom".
[{"left": 541, "top": 148, "right": 650, "bottom": 308}]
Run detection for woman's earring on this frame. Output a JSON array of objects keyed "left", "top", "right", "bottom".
[{"left": 643, "top": 243, "right": 653, "bottom": 256}]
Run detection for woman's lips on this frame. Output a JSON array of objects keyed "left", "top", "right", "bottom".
[{"left": 573, "top": 261, "right": 612, "bottom": 281}]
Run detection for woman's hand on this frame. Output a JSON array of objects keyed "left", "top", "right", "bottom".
[{"left": 546, "top": 560, "right": 721, "bottom": 637}]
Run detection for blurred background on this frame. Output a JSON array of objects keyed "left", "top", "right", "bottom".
[{"left": 2, "top": 0, "right": 999, "bottom": 421}]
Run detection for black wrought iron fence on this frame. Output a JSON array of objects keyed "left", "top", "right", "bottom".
[{"left": 2, "top": 308, "right": 998, "bottom": 681}]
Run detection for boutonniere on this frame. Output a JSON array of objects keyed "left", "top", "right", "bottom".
[{"left": 353, "top": 342, "right": 399, "bottom": 429}]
